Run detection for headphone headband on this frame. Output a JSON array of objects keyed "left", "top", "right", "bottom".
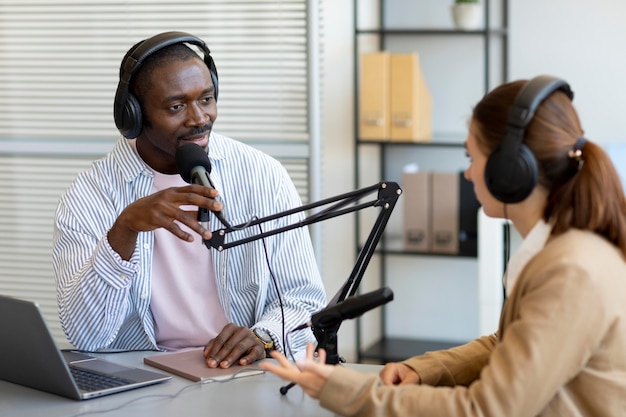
[
  {"left": 113, "top": 31, "right": 218, "bottom": 139},
  {"left": 484, "top": 75, "right": 574, "bottom": 204},
  {"left": 507, "top": 76, "right": 573, "bottom": 130}
]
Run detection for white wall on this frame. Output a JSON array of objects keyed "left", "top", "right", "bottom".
[
  {"left": 319, "top": 0, "right": 626, "bottom": 362},
  {"left": 318, "top": 0, "right": 360, "bottom": 359},
  {"left": 508, "top": 0, "right": 626, "bottom": 144}
]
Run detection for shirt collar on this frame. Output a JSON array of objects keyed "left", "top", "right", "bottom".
[{"left": 504, "top": 219, "right": 552, "bottom": 295}]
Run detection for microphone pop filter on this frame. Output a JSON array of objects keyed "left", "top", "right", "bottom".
[{"left": 175, "top": 143, "right": 212, "bottom": 183}]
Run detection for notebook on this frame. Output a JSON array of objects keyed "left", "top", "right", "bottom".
[
  {"left": 0, "top": 294, "right": 172, "bottom": 400},
  {"left": 144, "top": 348, "right": 264, "bottom": 382}
]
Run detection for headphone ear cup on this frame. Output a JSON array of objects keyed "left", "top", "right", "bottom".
[
  {"left": 482, "top": 75, "right": 573, "bottom": 204},
  {"left": 122, "top": 93, "right": 143, "bottom": 138},
  {"left": 116, "top": 92, "right": 143, "bottom": 139},
  {"left": 484, "top": 142, "right": 538, "bottom": 204}
]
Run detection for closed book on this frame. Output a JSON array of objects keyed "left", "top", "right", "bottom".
[{"left": 144, "top": 348, "right": 264, "bottom": 383}]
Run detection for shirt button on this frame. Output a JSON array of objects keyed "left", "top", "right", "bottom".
[
  {"left": 120, "top": 273, "right": 128, "bottom": 281},
  {"left": 143, "top": 243, "right": 149, "bottom": 250},
  {"left": 140, "top": 292, "right": 148, "bottom": 300}
]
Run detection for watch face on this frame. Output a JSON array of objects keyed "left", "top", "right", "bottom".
[{"left": 254, "top": 328, "right": 272, "bottom": 344}]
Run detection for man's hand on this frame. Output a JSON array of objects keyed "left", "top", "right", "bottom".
[
  {"left": 108, "top": 185, "right": 222, "bottom": 260},
  {"left": 203, "top": 323, "right": 266, "bottom": 368}
]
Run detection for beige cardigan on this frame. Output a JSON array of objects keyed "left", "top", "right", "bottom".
[{"left": 320, "top": 230, "right": 626, "bottom": 416}]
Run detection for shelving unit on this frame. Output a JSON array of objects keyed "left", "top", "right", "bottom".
[{"left": 354, "top": 0, "right": 508, "bottom": 363}]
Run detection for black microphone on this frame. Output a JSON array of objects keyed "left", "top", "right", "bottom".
[
  {"left": 175, "top": 142, "right": 231, "bottom": 229},
  {"left": 294, "top": 287, "right": 394, "bottom": 331},
  {"left": 280, "top": 288, "right": 393, "bottom": 397}
]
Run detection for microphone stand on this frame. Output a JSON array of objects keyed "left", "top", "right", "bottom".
[{"left": 205, "top": 181, "right": 402, "bottom": 392}]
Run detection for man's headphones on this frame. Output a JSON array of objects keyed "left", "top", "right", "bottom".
[
  {"left": 484, "top": 75, "right": 574, "bottom": 204},
  {"left": 113, "top": 31, "right": 219, "bottom": 139}
]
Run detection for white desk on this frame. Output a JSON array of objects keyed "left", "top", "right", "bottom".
[{"left": 0, "top": 351, "right": 382, "bottom": 417}]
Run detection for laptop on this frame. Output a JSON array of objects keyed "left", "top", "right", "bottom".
[{"left": 0, "top": 294, "right": 172, "bottom": 400}]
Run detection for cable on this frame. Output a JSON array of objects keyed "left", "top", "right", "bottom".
[
  {"left": 502, "top": 205, "right": 511, "bottom": 301},
  {"left": 64, "top": 367, "right": 263, "bottom": 417},
  {"left": 224, "top": 216, "right": 256, "bottom": 232},
  {"left": 61, "top": 348, "right": 159, "bottom": 354},
  {"left": 257, "top": 222, "right": 305, "bottom": 397},
  {"left": 278, "top": 328, "right": 302, "bottom": 395},
  {"left": 215, "top": 215, "right": 289, "bottom": 356},
  {"left": 257, "top": 223, "right": 287, "bottom": 357}
]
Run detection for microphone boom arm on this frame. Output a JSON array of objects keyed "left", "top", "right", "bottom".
[
  {"left": 206, "top": 181, "right": 400, "bottom": 253},
  {"left": 205, "top": 181, "right": 402, "bottom": 364}
]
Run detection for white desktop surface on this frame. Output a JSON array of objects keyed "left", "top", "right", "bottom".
[{"left": 0, "top": 350, "right": 382, "bottom": 417}]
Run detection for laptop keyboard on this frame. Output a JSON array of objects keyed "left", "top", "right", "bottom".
[{"left": 70, "top": 366, "right": 134, "bottom": 392}]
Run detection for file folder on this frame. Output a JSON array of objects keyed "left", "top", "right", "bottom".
[
  {"left": 431, "top": 172, "right": 480, "bottom": 256},
  {"left": 458, "top": 172, "right": 481, "bottom": 257},
  {"left": 431, "top": 172, "right": 459, "bottom": 254},
  {"left": 359, "top": 52, "right": 390, "bottom": 140},
  {"left": 403, "top": 171, "right": 432, "bottom": 252},
  {"left": 389, "top": 53, "right": 432, "bottom": 142}
]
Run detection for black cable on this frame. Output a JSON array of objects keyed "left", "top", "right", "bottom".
[
  {"left": 502, "top": 205, "right": 511, "bottom": 302},
  {"left": 279, "top": 330, "right": 298, "bottom": 395},
  {"left": 257, "top": 224, "right": 301, "bottom": 396},
  {"left": 257, "top": 223, "right": 287, "bottom": 358}
]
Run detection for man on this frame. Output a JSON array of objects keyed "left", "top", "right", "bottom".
[{"left": 53, "top": 31, "right": 326, "bottom": 369}]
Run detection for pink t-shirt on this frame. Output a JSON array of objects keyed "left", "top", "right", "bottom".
[{"left": 129, "top": 140, "right": 228, "bottom": 350}]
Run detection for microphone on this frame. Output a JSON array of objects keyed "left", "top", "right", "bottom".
[
  {"left": 175, "top": 142, "right": 231, "bottom": 229},
  {"left": 280, "top": 287, "right": 393, "bottom": 396},
  {"left": 294, "top": 287, "right": 394, "bottom": 331}
]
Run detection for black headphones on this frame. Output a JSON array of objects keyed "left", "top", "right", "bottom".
[
  {"left": 113, "top": 31, "right": 219, "bottom": 139},
  {"left": 484, "top": 75, "right": 574, "bottom": 204}
]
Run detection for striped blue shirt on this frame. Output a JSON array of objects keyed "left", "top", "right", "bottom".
[{"left": 53, "top": 133, "right": 327, "bottom": 354}]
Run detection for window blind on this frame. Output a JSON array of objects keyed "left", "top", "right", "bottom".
[
  {"left": 0, "top": 155, "right": 96, "bottom": 343},
  {"left": 0, "top": 0, "right": 310, "bottom": 145},
  {"left": 0, "top": 0, "right": 317, "bottom": 344}
]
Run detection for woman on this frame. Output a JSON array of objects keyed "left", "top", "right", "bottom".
[{"left": 260, "top": 76, "right": 626, "bottom": 416}]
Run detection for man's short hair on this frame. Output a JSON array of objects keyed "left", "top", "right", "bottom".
[{"left": 130, "top": 43, "right": 203, "bottom": 103}]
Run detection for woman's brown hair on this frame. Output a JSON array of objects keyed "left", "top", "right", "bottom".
[{"left": 472, "top": 80, "right": 626, "bottom": 257}]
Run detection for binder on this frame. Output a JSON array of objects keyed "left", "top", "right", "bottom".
[
  {"left": 359, "top": 52, "right": 390, "bottom": 140},
  {"left": 389, "top": 53, "right": 432, "bottom": 142},
  {"left": 403, "top": 171, "right": 432, "bottom": 252},
  {"left": 431, "top": 172, "right": 459, "bottom": 254},
  {"left": 458, "top": 172, "right": 481, "bottom": 257},
  {"left": 431, "top": 172, "right": 481, "bottom": 256}
]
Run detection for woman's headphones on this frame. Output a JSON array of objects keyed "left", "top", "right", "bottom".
[
  {"left": 483, "top": 75, "right": 574, "bottom": 204},
  {"left": 113, "top": 31, "right": 219, "bottom": 139}
]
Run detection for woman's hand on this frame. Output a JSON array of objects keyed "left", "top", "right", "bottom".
[
  {"left": 379, "top": 362, "right": 421, "bottom": 385},
  {"left": 260, "top": 342, "right": 334, "bottom": 399}
]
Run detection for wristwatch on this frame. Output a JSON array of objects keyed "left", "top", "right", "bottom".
[{"left": 252, "top": 328, "right": 274, "bottom": 357}]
